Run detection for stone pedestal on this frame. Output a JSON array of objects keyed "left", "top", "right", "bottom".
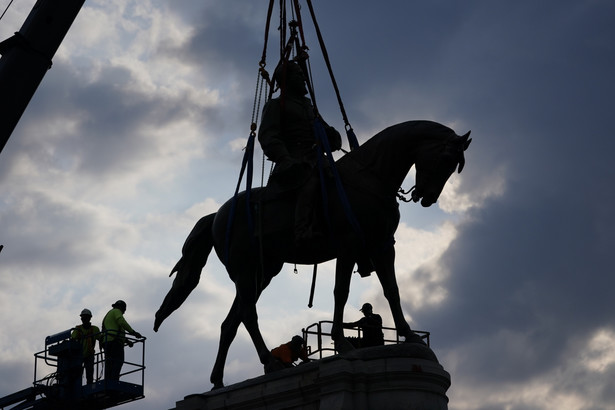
[{"left": 172, "top": 343, "right": 450, "bottom": 410}]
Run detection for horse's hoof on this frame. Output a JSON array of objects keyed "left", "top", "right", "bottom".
[
  {"left": 264, "top": 359, "right": 286, "bottom": 374},
  {"left": 404, "top": 331, "right": 427, "bottom": 345},
  {"left": 335, "top": 338, "right": 355, "bottom": 354},
  {"left": 153, "top": 316, "right": 162, "bottom": 332}
]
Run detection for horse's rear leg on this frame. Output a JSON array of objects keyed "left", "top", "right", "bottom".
[
  {"left": 210, "top": 296, "right": 241, "bottom": 389},
  {"left": 210, "top": 264, "right": 278, "bottom": 388}
]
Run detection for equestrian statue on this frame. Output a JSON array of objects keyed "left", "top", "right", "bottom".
[{"left": 153, "top": 61, "right": 471, "bottom": 390}]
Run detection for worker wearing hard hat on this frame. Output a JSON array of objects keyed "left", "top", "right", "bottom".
[
  {"left": 101, "top": 300, "right": 143, "bottom": 381},
  {"left": 71, "top": 308, "right": 101, "bottom": 384}
]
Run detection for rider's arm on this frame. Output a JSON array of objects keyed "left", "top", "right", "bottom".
[
  {"left": 317, "top": 115, "right": 342, "bottom": 152},
  {"left": 258, "top": 99, "right": 291, "bottom": 163}
]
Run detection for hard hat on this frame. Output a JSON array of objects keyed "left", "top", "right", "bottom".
[
  {"left": 291, "top": 335, "right": 304, "bottom": 345},
  {"left": 80, "top": 308, "right": 92, "bottom": 317},
  {"left": 112, "top": 300, "right": 127, "bottom": 310},
  {"left": 360, "top": 303, "right": 373, "bottom": 312}
]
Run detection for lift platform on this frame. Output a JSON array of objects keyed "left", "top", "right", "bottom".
[{"left": 0, "top": 329, "right": 145, "bottom": 410}]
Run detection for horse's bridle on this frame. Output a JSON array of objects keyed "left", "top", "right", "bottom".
[{"left": 397, "top": 136, "right": 467, "bottom": 204}]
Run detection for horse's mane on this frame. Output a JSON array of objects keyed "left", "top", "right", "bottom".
[{"left": 338, "top": 120, "right": 455, "bottom": 167}]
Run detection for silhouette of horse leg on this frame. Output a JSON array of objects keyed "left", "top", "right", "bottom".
[
  {"left": 210, "top": 296, "right": 241, "bottom": 389},
  {"left": 210, "top": 259, "right": 281, "bottom": 388},
  {"left": 372, "top": 243, "right": 425, "bottom": 344},
  {"left": 235, "top": 276, "right": 277, "bottom": 374},
  {"left": 331, "top": 245, "right": 358, "bottom": 353}
]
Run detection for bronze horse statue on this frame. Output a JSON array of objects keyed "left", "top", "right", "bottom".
[{"left": 154, "top": 120, "right": 471, "bottom": 389}]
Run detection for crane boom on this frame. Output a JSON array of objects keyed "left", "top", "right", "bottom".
[{"left": 0, "top": 0, "right": 85, "bottom": 156}]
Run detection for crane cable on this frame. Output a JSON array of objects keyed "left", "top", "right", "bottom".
[
  {"left": 274, "top": 0, "right": 359, "bottom": 151},
  {"left": 226, "top": 0, "right": 361, "bottom": 268},
  {"left": 278, "top": 1, "right": 364, "bottom": 308},
  {"left": 0, "top": 0, "right": 15, "bottom": 22},
  {"left": 304, "top": 0, "right": 358, "bottom": 149}
]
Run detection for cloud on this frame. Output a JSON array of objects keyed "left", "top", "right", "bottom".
[{"left": 1, "top": 1, "right": 615, "bottom": 409}]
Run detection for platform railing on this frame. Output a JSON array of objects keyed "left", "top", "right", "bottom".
[
  {"left": 302, "top": 320, "right": 430, "bottom": 360},
  {"left": 32, "top": 328, "right": 145, "bottom": 408}
]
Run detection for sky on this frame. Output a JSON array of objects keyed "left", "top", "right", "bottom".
[{"left": 1, "top": 1, "right": 614, "bottom": 409}]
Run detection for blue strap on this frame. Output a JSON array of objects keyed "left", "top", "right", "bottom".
[
  {"left": 225, "top": 132, "right": 256, "bottom": 265},
  {"left": 313, "top": 118, "right": 363, "bottom": 238},
  {"left": 315, "top": 138, "right": 331, "bottom": 232},
  {"left": 346, "top": 127, "right": 359, "bottom": 151},
  {"left": 224, "top": 121, "right": 360, "bottom": 266}
]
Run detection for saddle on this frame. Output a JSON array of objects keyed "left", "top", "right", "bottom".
[
  {"left": 248, "top": 175, "right": 375, "bottom": 277},
  {"left": 249, "top": 168, "right": 327, "bottom": 239},
  {"left": 249, "top": 187, "right": 297, "bottom": 237}
]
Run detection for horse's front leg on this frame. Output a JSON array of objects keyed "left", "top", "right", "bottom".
[
  {"left": 331, "top": 250, "right": 356, "bottom": 353},
  {"left": 235, "top": 262, "right": 282, "bottom": 374},
  {"left": 372, "top": 244, "right": 425, "bottom": 344}
]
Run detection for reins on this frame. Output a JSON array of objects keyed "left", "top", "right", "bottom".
[{"left": 396, "top": 186, "right": 417, "bottom": 203}]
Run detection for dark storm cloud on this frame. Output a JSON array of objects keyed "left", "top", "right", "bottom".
[
  {"left": 430, "top": 190, "right": 612, "bottom": 340},
  {"left": 7, "top": 62, "right": 221, "bottom": 178},
  {"left": 2, "top": 1, "right": 615, "bottom": 408},
  {"left": 154, "top": 1, "right": 615, "bottom": 405},
  {"left": 0, "top": 361, "right": 30, "bottom": 394},
  {"left": 159, "top": 1, "right": 264, "bottom": 82},
  {"left": 155, "top": 1, "right": 276, "bottom": 156},
  {"left": 0, "top": 190, "right": 102, "bottom": 271},
  {"left": 394, "top": 1, "right": 615, "bottom": 405}
]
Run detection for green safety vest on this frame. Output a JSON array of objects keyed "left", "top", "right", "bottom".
[{"left": 102, "top": 308, "right": 135, "bottom": 343}]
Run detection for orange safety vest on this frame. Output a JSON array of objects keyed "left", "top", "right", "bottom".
[{"left": 271, "top": 343, "right": 307, "bottom": 364}]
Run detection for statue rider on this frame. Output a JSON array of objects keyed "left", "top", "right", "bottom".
[{"left": 258, "top": 60, "right": 342, "bottom": 243}]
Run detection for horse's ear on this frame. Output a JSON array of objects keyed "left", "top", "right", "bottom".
[
  {"left": 461, "top": 131, "right": 472, "bottom": 151},
  {"left": 455, "top": 131, "right": 471, "bottom": 173}
]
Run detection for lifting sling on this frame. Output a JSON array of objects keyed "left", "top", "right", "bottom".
[{"left": 226, "top": 1, "right": 366, "bottom": 299}]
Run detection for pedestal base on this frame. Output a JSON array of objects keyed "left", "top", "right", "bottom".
[{"left": 172, "top": 343, "right": 450, "bottom": 410}]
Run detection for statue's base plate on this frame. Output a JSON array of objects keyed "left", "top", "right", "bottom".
[{"left": 171, "top": 343, "right": 450, "bottom": 410}]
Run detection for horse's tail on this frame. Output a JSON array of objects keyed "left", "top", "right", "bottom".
[{"left": 154, "top": 213, "right": 216, "bottom": 332}]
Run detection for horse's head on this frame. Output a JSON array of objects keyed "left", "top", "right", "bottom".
[{"left": 411, "top": 131, "right": 472, "bottom": 207}]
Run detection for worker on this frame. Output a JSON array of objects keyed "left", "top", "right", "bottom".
[
  {"left": 101, "top": 300, "right": 143, "bottom": 381},
  {"left": 70, "top": 308, "right": 101, "bottom": 384},
  {"left": 343, "top": 303, "right": 384, "bottom": 347},
  {"left": 271, "top": 335, "right": 309, "bottom": 367}
]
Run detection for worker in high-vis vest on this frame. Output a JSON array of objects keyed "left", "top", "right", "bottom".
[
  {"left": 101, "top": 300, "right": 143, "bottom": 381},
  {"left": 71, "top": 308, "right": 101, "bottom": 384},
  {"left": 271, "top": 335, "right": 309, "bottom": 367}
]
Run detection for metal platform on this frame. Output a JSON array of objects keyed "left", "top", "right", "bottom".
[
  {"left": 75, "top": 380, "right": 144, "bottom": 409},
  {"left": 0, "top": 329, "right": 145, "bottom": 410},
  {"left": 302, "top": 320, "right": 430, "bottom": 359}
]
